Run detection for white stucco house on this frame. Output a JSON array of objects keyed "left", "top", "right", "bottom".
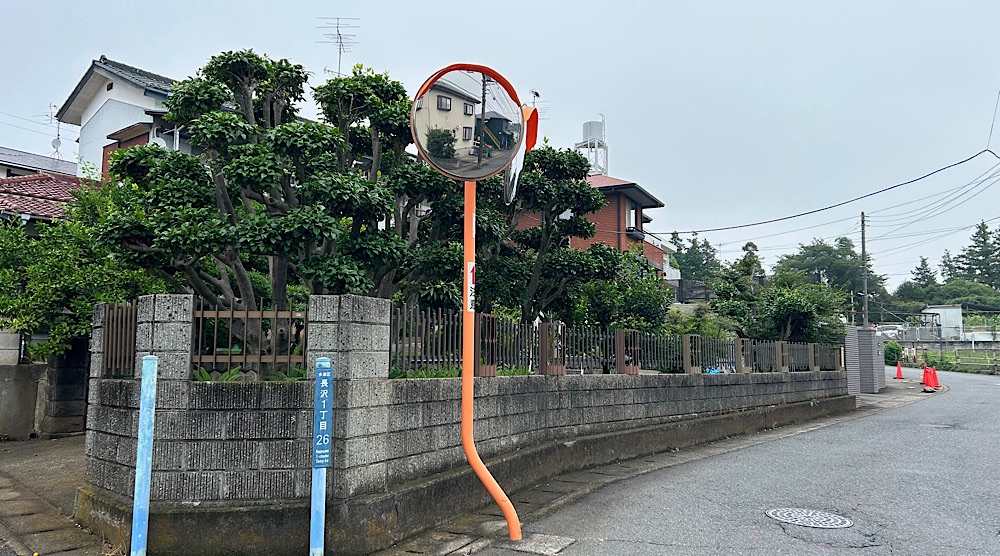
[
  {"left": 56, "top": 56, "right": 194, "bottom": 179},
  {"left": 412, "top": 79, "right": 480, "bottom": 155}
]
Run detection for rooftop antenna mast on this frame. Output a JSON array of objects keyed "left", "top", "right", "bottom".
[
  {"left": 316, "top": 17, "right": 360, "bottom": 76},
  {"left": 47, "top": 103, "right": 63, "bottom": 160}
]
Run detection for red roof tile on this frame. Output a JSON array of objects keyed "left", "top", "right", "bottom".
[
  {"left": 585, "top": 174, "right": 635, "bottom": 188},
  {"left": 0, "top": 173, "right": 81, "bottom": 219}
]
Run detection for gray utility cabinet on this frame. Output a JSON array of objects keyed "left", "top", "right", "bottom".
[{"left": 845, "top": 327, "right": 884, "bottom": 395}]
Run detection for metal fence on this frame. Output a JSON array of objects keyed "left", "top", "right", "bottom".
[
  {"left": 190, "top": 299, "right": 307, "bottom": 380},
  {"left": 703, "top": 336, "right": 737, "bottom": 373},
  {"left": 101, "top": 302, "right": 137, "bottom": 378},
  {"left": 748, "top": 340, "right": 778, "bottom": 372},
  {"left": 564, "top": 325, "right": 616, "bottom": 374},
  {"left": 787, "top": 342, "right": 810, "bottom": 371},
  {"left": 390, "top": 303, "right": 537, "bottom": 376},
  {"left": 636, "top": 332, "right": 684, "bottom": 373},
  {"left": 817, "top": 344, "right": 842, "bottom": 371}
]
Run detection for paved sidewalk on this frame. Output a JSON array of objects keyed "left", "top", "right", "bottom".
[
  {"left": 0, "top": 368, "right": 940, "bottom": 556},
  {"left": 0, "top": 434, "right": 104, "bottom": 556}
]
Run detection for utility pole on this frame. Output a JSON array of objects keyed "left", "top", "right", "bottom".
[
  {"left": 477, "top": 74, "right": 488, "bottom": 168},
  {"left": 861, "top": 211, "right": 869, "bottom": 327}
]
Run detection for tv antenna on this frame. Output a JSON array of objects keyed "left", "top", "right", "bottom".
[
  {"left": 47, "top": 103, "right": 63, "bottom": 159},
  {"left": 316, "top": 17, "right": 360, "bottom": 76}
]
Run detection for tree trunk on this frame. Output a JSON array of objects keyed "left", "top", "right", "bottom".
[{"left": 270, "top": 256, "right": 289, "bottom": 310}]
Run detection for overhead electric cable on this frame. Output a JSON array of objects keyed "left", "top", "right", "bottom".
[
  {"left": 662, "top": 149, "right": 999, "bottom": 234},
  {"left": 867, "top": 162, "right": 1000, "bottom": 223}
]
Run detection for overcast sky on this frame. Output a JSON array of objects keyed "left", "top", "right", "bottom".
[{"left": 4, "top": 1, "right": 1000, "bottom": 289}]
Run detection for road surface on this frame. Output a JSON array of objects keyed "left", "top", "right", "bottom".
[{"left": 478, "top": 368, "right": 1000, "bottom": 555}]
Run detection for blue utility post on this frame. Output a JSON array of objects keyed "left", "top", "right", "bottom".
[
  {"left": 130, "top": 356, "right": 159, "bottom": 556},
  {"left": 310, "top": 357, "right": 334, "bottom": 556}
]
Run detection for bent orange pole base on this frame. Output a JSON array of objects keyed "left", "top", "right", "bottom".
[{"left": 462, "top": 180, "right": 522, "bottom": 541}]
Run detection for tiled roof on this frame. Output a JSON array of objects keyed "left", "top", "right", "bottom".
[
  {"left": 0, "top": 146, "right": 77, "bottom": 175},
  {"left": 585, "top": 174, "right": 635, "bottom": 188},
  {"left": 0, "top": 173, "right": 81, "bottom": 219},
  {"left": 57, "top": 55, "right": 178, "bottom": 124},
  {"left": 585, "top": 174, "right": 664, "bottom": 209},
  {"left": 94, "top": 55, "right": 176, "bottom": 97}
]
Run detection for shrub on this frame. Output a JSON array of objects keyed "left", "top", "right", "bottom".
[
  {"left": 884, "top": 341, "right": 902, "bottom": 365},
  {"left": 425, "top": 128, "right": 456, "bottom": 159}
]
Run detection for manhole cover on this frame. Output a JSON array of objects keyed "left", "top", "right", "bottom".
[{"left": 766, "top": 508, "right": 853, "bottom": 529}]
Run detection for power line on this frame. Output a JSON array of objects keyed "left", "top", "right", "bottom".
[
  {"left": 869, "top": 170, "right": 1000, "bottom": 240},
  {"left": 662, "top": 149, "right": 999, "bottom": 235},
  {"left": 867, "top": 162, "right": 1000, "bottom": 223},
  {"left": 988, "top": 88, "right": 1000, "bottom": 149},
  {"left": 0, "top": 119, "right": 76, "bottom": 138},
  {"left": 0, "top": 110, "right": 77, "bottom": 133}
]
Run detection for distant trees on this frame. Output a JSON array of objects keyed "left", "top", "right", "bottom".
[
  {"left": 894, "top": 221, "right": 1000, "bottom": 309},
  {"left": 669, "top": 232, "right": 721, "bottom": 282},
  {"left": 711, "top": 242, "right": 846, "bottom": 342},
  {"left": 952, "top": 221, "right": 1000, "bottom": 288}
]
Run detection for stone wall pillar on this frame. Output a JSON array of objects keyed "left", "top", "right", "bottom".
[
  {"left": 807, "top": 343, "right": 821, "bottom": 372},
  {"left": 775, "top": 341, "right": 789, "bottom": 372},
  {"left": 307, "top": 295, "right": 391, "bottom": 500},
  {"left": 79, "top": 294, "right": 195, "bottom": 549},
  {"left": 682, "top": 334, "right": 702, "bottom": 374},
  {"left": 735, "top": 338, "right": 751, "bottom": 373}
]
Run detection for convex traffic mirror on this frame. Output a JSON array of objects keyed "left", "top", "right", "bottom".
[{"left": 411, "top": 66, "right": 535, "bottom": 195}]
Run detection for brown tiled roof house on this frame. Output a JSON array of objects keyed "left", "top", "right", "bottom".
[{"left": 0, "top": 172, "right": 80, "bottom": 221}]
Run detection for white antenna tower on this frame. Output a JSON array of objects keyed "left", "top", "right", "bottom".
[
  {"left": 47, "top": 103, "right": 63, "bottom": 160},
  {"left": 316, "top": 17, "right": 360, "bottom": 76},
  {"left": 574, "top": 114, "right": 608, "bottom": 175}
]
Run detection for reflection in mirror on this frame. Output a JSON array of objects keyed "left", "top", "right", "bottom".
[{"left": 411, "top": 69, "right": 524, "bottom": 181}]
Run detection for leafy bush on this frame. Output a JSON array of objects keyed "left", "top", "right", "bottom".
[
  {"left": 389, "top": 364, "right": 460, "bottom": 379},
  {"left": 883, "top": 341, "right": 902, "bottom": 365},
  {"left": 425, "top": 128, "right": 456, "bottom": 159},
  {"left": 496, "top": 364, "right": 531, "bottom": 376}
]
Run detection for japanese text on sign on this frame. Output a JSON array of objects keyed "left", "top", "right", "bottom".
[{"left": 312, "top": 361, "right": 333, "bottom": 468}]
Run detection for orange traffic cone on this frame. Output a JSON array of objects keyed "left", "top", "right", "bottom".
[
  {"left": 929, "top": 366, "right": 941, "bottom": 389},
  {"left": 920, "top": 366, "right": 928, "bottom": 385},
  {"left": 894, "top": 362, "right": 904, "bottom": 379}
]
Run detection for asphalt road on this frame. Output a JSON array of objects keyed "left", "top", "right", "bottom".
[{"left": 478, "top": 369, "right": 1000, "bottom": 556}]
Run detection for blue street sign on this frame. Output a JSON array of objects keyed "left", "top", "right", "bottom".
[
  {"left": 310, "top": 357, "right": 334, "bottom": 556},
  {"left": 313, "top": 358, "right": 333, "bottom": 468}
]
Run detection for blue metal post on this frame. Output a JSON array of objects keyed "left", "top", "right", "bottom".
[
  {"left": 310, "top": 357, "right": 334, "bottom": 556},
  {"left": 130, "top": 355, "right": 158, "bottom": 556}
]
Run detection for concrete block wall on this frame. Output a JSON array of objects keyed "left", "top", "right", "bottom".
[
  {"left": 79, "top": 293, "right": 850, "bottom": 555},
  {"left": 373, "top": 370, "right": 847, "bottom": 490}
]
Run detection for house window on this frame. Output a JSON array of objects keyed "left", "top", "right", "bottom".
[
  {"left": 415, "top": 98, "right": 422, "bottom": 110},
  {"left": 464, "top": 103, "right": 475, "bottom": 116},
  {"left": 463, "top": 127, "right": 473, "bottom": 141},
  {"left": 437, "top": 95, "right": 452, "bottom": 111},
  {"left": 626, "top": 199, "right": 638, "bottom": 229}
]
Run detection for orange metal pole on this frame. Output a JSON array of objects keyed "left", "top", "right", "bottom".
[{"left": 462, "top": 180, "right": 522, "bottom": 540}]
